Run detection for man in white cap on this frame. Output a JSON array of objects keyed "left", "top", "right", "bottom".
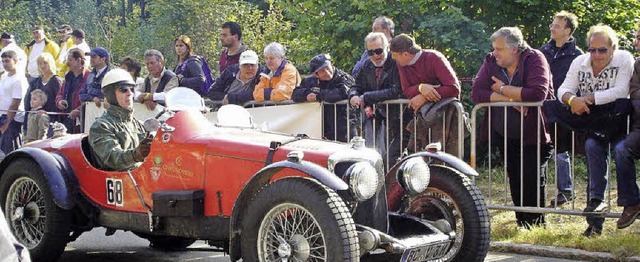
[
  {"left": 207, "top": 50, "right": 266, "bottom": 105},
  {"left": 0, "top": 32, "right": 27, "bottom": 75}
]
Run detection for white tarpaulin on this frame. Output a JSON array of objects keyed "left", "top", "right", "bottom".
[{"left": 83, "top": 102, "right": 322, "bottom": 138}]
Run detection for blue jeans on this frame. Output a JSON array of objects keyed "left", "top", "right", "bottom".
[
  {"left": 613, "top": 141, "right": 640, "bottom": 207},
  {"left": 0, "top": 120, "right": 23, "bottom": 154},
  {"left": 584, "top": 137, "right": 622, "bottom": 230},
  {"left": 555, "top": 151, "right": 572, "bottom": 192},
  {"left": 585, "top": 137, "right": 612, "bottom": 201}
]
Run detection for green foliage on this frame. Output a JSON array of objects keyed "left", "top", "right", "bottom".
[
  {"left": 275, "top": 0, "right": 489, "bottom": 76},
  {"left": 454, "top": 0, "right": 640, "bottom": 52},
  {"left": 0, "top": 0, "right": 297, "bottom": 77},
  {"left": 1, "top": 0, "right": 639, "bottom": 79}
]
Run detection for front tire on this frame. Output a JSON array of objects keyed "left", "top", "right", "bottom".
[
  {"left": 409, "top": 165, "right": 490, "bottom": 261},
  {"left": 0, "top": 159, "right": 71, "bottom": 262},
  {"left": 241, "top": 177, "right": 359, "bottom": 262}
]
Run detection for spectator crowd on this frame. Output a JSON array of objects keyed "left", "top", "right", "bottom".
[{"left": 0, "top": 13, "right": 639, "bottom": 234}]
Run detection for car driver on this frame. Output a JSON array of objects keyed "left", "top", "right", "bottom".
[{"left": 89, "top": 68, "right": 152, "bottom": 171}]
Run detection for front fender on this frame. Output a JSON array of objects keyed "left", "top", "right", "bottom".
[
  {"left": 228, "top": 159, "right": 347, "bottom": 260},
  {"left": 0, "top": 147, "right": 77, "bottom": 210},
  {"left": 391, "top": 151, "right": 478, "bottom": 177}
]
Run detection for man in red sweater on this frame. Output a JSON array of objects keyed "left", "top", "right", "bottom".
[
  {"left": 390, "top": 34, "right": 460, "bottom": 109},
  {"left": 390, "top": 34, "right": 462, "bottom": 155}
]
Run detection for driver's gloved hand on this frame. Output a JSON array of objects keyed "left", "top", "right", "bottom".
[{"left": 133, "top": 137, "right": 153, "bottom": 162}]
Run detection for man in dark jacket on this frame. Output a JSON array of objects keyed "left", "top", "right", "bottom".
[
  {"left": 137, "top": 49, "right": 178, "bottom": 110},
  {"left": 613, "top": 39, "right": 640, "bottom": 230},
  {"left": 293, "top": 54, "right": 355, "bottom": 142},
  {"left": 79, "top": 47, "right": 111, "bottom": 108},
  {"left": 539, "top": 11, "right": 584, "bottom": 207},
  {"left": 349, "top": 32, "right": 403, "bottom": 164},
  {"left": 471, "top": 27, "right": 554, "bottom": 229},
  {"left": 56, "top": 48, "right": 91, "bottom": 134},
  {"left": 208, "top": 50, "right": 265, "bottom": 105}
]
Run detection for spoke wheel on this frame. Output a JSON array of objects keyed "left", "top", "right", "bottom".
[
  {"left": 258, "top": 203, "right": 324, "bottom": 261},
  {"left": 241, "top": 177, "right": 359, "bottom": 262},
  {"left": 410, "top": 165, "right": 490, "bottom": 262},
  {"left": 6, "top": 177, "right": 47, "bottom": 248},
  {"left": 0, "top": 159, "right": 71, "bottom": 262}
]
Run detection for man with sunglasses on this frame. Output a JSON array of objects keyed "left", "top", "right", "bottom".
[
  {"left": 348, "top": 32, "right": 403, "bottom": 165},
  {"left": 89, "top": 68, "right": 151, "bottom": 171},
  {"left": 389, "top": 33, "right": 462, "bottom": 156},
  {"left": 292, "top": 53, "right": 355, "bottom": 142},
  {"left": 539, "top": 11, "right": 584, "bottom": 208},
  {"left": 351, "top": 16, "right": 395, "bottom": 78},
  {"left": 556, "top": 24, "right": 634, "bottom": 237}
]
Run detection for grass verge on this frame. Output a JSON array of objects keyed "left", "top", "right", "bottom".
[{"left": 474, "top": 163, "right": 640, "bottom": 259}]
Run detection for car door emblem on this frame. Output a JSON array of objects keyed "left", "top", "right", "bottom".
[
  {"left": 150, "top": 167, "right": 162, "bottom": 181},
  {"left": 162, "top": 133, "right": 171, "bottom": 143}
]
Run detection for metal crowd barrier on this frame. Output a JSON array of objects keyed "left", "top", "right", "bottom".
[
  {"left": 206, "top": 98, "right": 468, "bottom": 172},
  {"left": 322, "top": 99, "right": 468, "bottom": 171},
  {"left": 470, "top": 101, "right": 623, "bottom": 219}
]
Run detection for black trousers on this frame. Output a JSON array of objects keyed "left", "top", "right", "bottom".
[{"left": 492, "top": 132, "right": 552, "bottom": 228}]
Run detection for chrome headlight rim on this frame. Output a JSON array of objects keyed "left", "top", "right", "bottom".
[
  {"left": 343, "top": 161, "right": 379, "bottom": 202},
  {"left": 397, "top": 157, "right": 430, "bottom": 195}
]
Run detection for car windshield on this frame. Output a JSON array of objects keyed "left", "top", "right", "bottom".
[{"left": 165, "top": 87, "right": 207, "bottom": 112}]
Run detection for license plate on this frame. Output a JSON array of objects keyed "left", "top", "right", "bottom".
[{"left": 400, "top": 242, "right": 450, "bottom": 262}]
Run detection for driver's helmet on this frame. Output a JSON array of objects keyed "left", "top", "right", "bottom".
[
  {"left": 101, "top": 68, "right": 136, "bottom": 105},
  {"left": 102, "top": 68, "right": 135, "bottom": 89}
]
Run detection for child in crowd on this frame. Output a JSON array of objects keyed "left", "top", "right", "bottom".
[{"left": 24, "top": 89, "right": 50, "bottom": 143}]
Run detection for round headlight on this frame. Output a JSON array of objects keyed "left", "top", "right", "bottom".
[
  {"left": 397, "top": 157, "right": 430, "bottom": 195},
  {"left": 344, "top": 162, "right": 379, "bottom": 201}
]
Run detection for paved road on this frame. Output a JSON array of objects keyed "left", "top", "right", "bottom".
[{"left": 59, "top": 227, "right": 583, "bottom": 261}]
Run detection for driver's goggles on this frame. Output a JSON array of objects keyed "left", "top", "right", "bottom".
[{"left": 118, "top": 85, "right": 135, "bottom": 93}]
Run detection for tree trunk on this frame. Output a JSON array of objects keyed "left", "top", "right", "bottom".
[
  {"left": 140, "top": 0, "right": 147, "bottom": 21},
  {"left": 120, "top": 0, "right": 126, "bottom": 26}
]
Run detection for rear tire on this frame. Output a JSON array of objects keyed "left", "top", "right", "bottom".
[
  {"left": 0, "top": 159, "right": 71, "bottom": 262},
  {"left": 410, "top": 165, "right": 490, "bottom": 261},
  {"left": 241, "top": 177, "right": 359, "bottom": 262}
]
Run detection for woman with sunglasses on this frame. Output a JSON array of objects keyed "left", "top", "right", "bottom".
[
  {"left": 556, "top": 24, "right": 635, "bottom": 237},
  {"left": 89, "top": 68, "right": 151, "bottom": 171}
]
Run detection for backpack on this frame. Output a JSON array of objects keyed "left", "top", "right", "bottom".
[{"left": 181, "top": 56, "right": 214, "bottom": 96}]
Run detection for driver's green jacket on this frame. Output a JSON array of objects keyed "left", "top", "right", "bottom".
[{"left": 89, "top": 105, "right": 146, "bottom": 171}]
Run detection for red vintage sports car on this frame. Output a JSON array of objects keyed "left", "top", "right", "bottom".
[{"left": 0, "top": 88, "right": 489, "bottom": 261}]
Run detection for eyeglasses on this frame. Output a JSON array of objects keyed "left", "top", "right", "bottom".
[
  {"left": 118, "top": 86, "right": 134, "bottom": 93},
  {"left": 588, "top": 47, "right": 608, "bottom": 54},
  {"left": 549, "top": 24, "right": 566, "bottom": 29},
  {"left": 367, "top": 48, "right": 384, "bottom": 56}
]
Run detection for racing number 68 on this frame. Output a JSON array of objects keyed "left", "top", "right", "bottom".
[{"left": 106, "top": 178, "right": 124, "bottom": 206}]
